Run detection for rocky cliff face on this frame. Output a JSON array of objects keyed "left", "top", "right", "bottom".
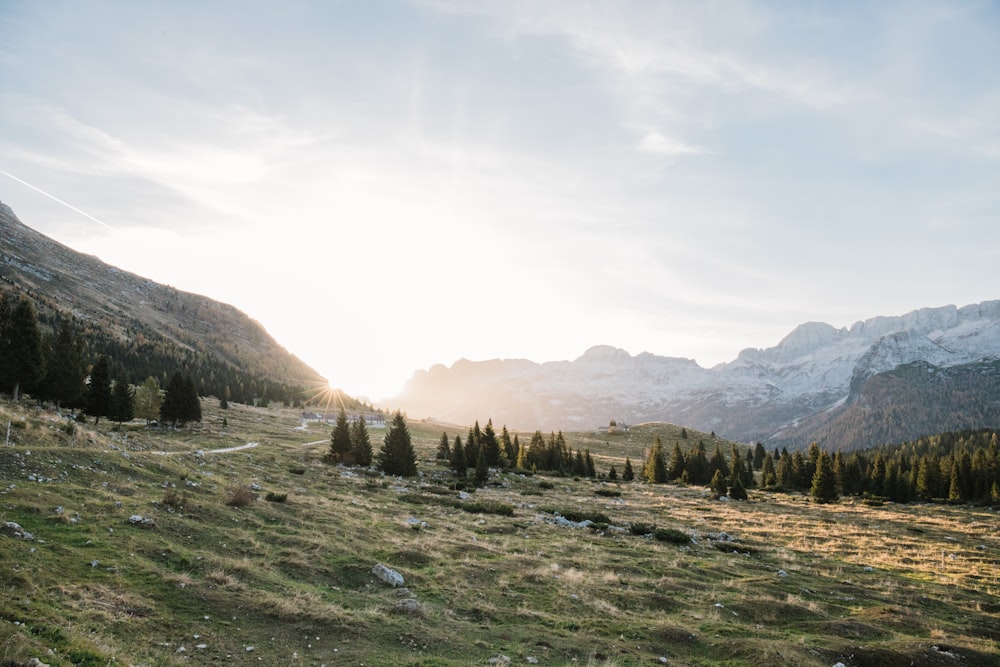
[{"left": 390, "top": 301, "right": 1000, "bottom": 449}]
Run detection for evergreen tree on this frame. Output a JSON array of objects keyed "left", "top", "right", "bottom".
[
  {"left": 514, "top": 434, "right": 526, "bottom": 469},
  {"left": 608, "top": 465, "right": 618, "bottom": 481},
  {"left": 668, "top": 442, "right": 686, "bottom": 481},
  {"left": 450, "top": 434, "right": 467, "bottom": 476},
  {"left": 685, "top": 441, "right": 710, "bottom": 485},
  {"left": 643, "top": 436, "right": 668, "bottom": 483},
  {"left": 109, "top": 371, "right": 135, "bottom": 425},
  {"left": 86, "top": 356, "right": 113, "bottom": 425},
  {"left": 622, "top": 457, "right": 635, "bottom": 481},
  {"left": 220, "top": 385, "right": 230, "bottom": 409},
  {"left": 708, "top": 443, "right": 730, "bottom": 482},
  {"left": 481, "top": 419, "right": 501, "bottom": 467},
  {"left": 350, "top": 415, "right": 373, "bottom": 466},
  {"left": 761, "top": 453, "right": 777, "bottom": 489},
  {"left": 160, "top": 372, "right": 201, "bottom": 427},
  {"left": 584, "top": 449, "right": 596, "bottom": 478},
  {"left": 134, "top": 376, "right": 163, "bottom": 425},
  {"left": 710, "top": 469, "right": 728, "bottom": 499},
  {"left": 729, "top": 474, "right": 748, "bottom": 500},
  {"left": 330, "top": 409, "right": 353, "bottom": 463},
  {"left": 182, "top": 374, "right": 202, "bottom": 424},
  {"left": 752, "top": 442, "right": 766, "bottom": 471},
  {"left": 572, "top": 449, "right": 586, "bottom": 476},
  {"left": 436, "top": 431, "right": 451, "bottom": 460},
  {"left": 378, "top": 411, "right": 417, "bottom": 477},
  {"left": 465, "top": 422, "right": 482, "bottom": 468},
  {"left": 810, "top": 450, "right": 838, "bottom": 503},
  {"left": 39, "top": 317, "right": 85, "bottom": 409},
  {"left": 500, "top": 425, "right": 515, "bottom": 465},
  {"left": 0, "top": 295, "right": 44, "bottom": 400},
  {"left": 474, "top": 446, "right": 489, "bottom": 486}
]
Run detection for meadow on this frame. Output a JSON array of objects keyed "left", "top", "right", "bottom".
[{"left": 0, "top": 399, "right": 997, "bottom": 666}]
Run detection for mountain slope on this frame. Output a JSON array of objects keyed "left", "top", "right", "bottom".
[
  {"left": 0, "top": 200, "right": 325, "bottom": 399},
  {"left": 390, "top": 302, "right": 1000, "bottom": 449}
]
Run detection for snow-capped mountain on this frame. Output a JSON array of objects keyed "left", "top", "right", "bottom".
[{"left": 389, "top": 301, "right": 1000, "bottom": 449}]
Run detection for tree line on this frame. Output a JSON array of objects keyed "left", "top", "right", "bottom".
[
  {"left": 0, "top": 293, "right": 201, "bottom": 427},
  {"left": 0, "top": 289, "right": 309, "bottom": 410}
]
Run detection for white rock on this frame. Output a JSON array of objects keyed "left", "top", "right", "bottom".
[
  {"left": 777, "top": 570, "right": 789, "bottom": 577},
  {"left": 372, "top": 562, "right": 404, "bottom": 587}
]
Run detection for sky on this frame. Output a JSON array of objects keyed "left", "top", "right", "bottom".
[{"left": 1, "top": 1, "right": 999, "bottom": 402}]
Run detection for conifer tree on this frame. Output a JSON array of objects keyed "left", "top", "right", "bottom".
[
  {"left": 810, "top": 450, "right": 838, "bottom": 503},
  {"left": 39, "top": 317, "right": 85, "bottom": 409},
  {"left": 351, "top": 415, "right": 373, "bottom": 466},
  {"left": 729, "top": 474, "right": 748, "bottom": 500},
  {"left": 86, "top": 356, "right": 113, "bottom": 425},
  {"left": 573, "top": 449, "right": 586, "bottom": 476},
  {"left": 622, "top": 457, "right": 635, "bottom": 481},
  {"left": 709, "top": 443, "right": 730, "bottom": 482},
  {"left": 0, "top": 295, "right": 44, "bottom": 401},
  {"left": 378, "top": 411, "right": 417, "bottom": 477},
  {"left": 668, "top": 442, "right": 686, "bottom": 480},
  {"left": 330, "top": 409, "right": 353, "bottom": 463},
  {"left": 500, "top": 425, "right": 515, "bottom": 465},
  {"left": 710, "top": 469, "right": 728, "bottom": 499},
  {"left": 584, "top": 449, "right": 596, "bottom": 478},
  {"left": 481, "top": 419, "right": 501, "bottom": 467},
  {"left": 450, "top": 434, "right": 467, "bottom": 476},
  {"left": 436, "top": 431, "right": 451, "bottom": 460},
  {"left": 760, "top": 452, "right": 777, "bottom": 489},
  {"left": 474, "top": 446, "right": 489, "bottom": 486},
  {"left": 109, "top": 371, "right": 135, "bottom": 426},
  {"left": 686, "top": 441, "right": 709, "bottom": 485},
  {"left": 752, "top": 442, "right": 766, "bottom": 471},
  {"left": 643, "top": 436, "right": 668, "bottom": 483},
  {"left": 608, "top": 465, "right": 618, "bottom": 481}
]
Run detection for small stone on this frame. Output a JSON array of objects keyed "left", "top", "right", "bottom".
[{"left": 777, "top": 570, "right": 789, "bottom": 577}]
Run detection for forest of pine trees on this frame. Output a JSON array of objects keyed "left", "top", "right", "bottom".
[{"left": 0, "top": 290, "right": 310, "bottom": 409}]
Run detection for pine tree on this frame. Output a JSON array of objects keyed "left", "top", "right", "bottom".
[
  {"left": 330, "top": 409, "right": 353, "bottom": 463},
  {"left": 668, "top": 442, "right": 686, "bottom": 480},
  {"left": 500, "top": 425, "right": 514, "bottom": 465},
  {"left": 686, "top": 441, "right": 709, "bottom": 485},
  {"left": 710, "top": 469, "right": 728, "bottom": 499},
  {"left": 378, "top": 411, "right": 417, "bottom": 477},
  {"left": 161, "top": 372, "right": 201, "bottom": 427},
  {"left": 351, "top": 415, "right": 373, "bottom": 466},
  {"left": 729, "top": 474, "right": 748, "bottom": 500},
  {"left": 0, "top": 295, "right": 45, "bottom": 400},
  {"left": 481, "top": 419, "right": 501, "bottom": 467},
  {"left": 450, "top": 434, "right": 467, "bottom": 476},
  {"left": 752, "top": 442, "right": 766, "bottom": 471},
  {"left": 584, "top": 449, "right": 596, "bottom": 478},
  {"left": 436, "top": 431, "right": 451, "bottom": 460},
  {"left": 622, "top": 457, "right": 635, "bottom": 482},
  {"left": 761, "top": 453, "right": 777, "bottom": 489},
  {"left": 810, "top": 450, "right": 838, "bottom": 503},
  {"left": 643, "top": 436, "right": 668, "bottom": 483},
  {"left": 134, "top": 376, "right": 163, "bottom": 425},
  {"left": 109, "top": 371, "right": 135, "bottom": 426},
  {"left": 608, "top": 465, "right": 618, "bottom": 481},
  {"left": 182, "top": 374, "right": 202, "bottom": 424},
  {"left": 709, "top": 443, "right": 730, "bottom": 482},
  {"left": 86, "top": 356, "right": 112, "bottom": 425},
  {"left": 39, "top": 317, "right": 85, "bottom": 409},
  {"left": 474, "top": 446, "right": 489, "bottom": 486}
]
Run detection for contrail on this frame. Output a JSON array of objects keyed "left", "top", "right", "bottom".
[{"left": 0, "top": 169, "right": 116, "bottom": 231}]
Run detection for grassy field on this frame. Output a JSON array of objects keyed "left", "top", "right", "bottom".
[{"left": 0, "top": 399, "right": 997, "bottom": 666}]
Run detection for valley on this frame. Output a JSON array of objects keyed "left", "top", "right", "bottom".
[{"left": 1, "top": 399, "right": 997, "bottom": 666}]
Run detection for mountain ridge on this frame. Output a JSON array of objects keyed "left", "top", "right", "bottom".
[
  {"left": 0, "top": 200, "right": 326, "bottom": 402},
  {"left": 390, "top": 300, "right": 1000, "bottom": 449}
]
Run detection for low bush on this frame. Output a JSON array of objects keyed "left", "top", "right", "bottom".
[
  {"left": 595, "top": 488, "right": 621, "bottom": 498},
  {"left": 265, "top": 492, "right": 288, "bottom": 503},
  {"left": 653, "top": 528, "right": 690, "bottom": 544},
  {"left": 226, "top": 485, "right": 257, "bottom": 507},
  {"left": 460, "top": 500, "right": 514, "bottom": 516},
  {"left": 629, "top": 522, "right": 656, "bottom": 536}
]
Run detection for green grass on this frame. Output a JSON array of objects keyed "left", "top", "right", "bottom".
[{"left": 0, "top": 399, "right": 998, "bottom": 665}]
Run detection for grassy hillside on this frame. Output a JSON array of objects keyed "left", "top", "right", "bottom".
[{"left": 1, "top": 401, "right": 997, "bottom": 666}]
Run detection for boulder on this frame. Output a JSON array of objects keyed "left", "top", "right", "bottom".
[{"left": 372, "top": 562, "right": 404, "bottom": 587}]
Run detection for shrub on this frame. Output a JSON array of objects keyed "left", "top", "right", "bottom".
[
  {"left": 226, "top": 485, "right": 257, "bottom": 507},
  {"left": 162, "top": 488, "right": 184, "bottom": 508},
  {"left": 595, "top": 488, "right": 621, "bottom": 498},
  {"left": 629, "top": 522, "right": 656, "bottom": 536},
  {"left": 653, "top": 527, "right": 690, "bottom": 544},
  {"left": 288, "top": 467, "right": 306, "bottom": 475},
  {"left": 265, "top": 492, "right": 288, "bottom": 503},
  {"left": 460, "top": 500, "right": 514, "bottom": 516},
  {"left": 546, "top": 508, "right": 611, "bottom": 524},
  {"left": 538, "top": 480, "right": 555, "bottom": 490}
]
